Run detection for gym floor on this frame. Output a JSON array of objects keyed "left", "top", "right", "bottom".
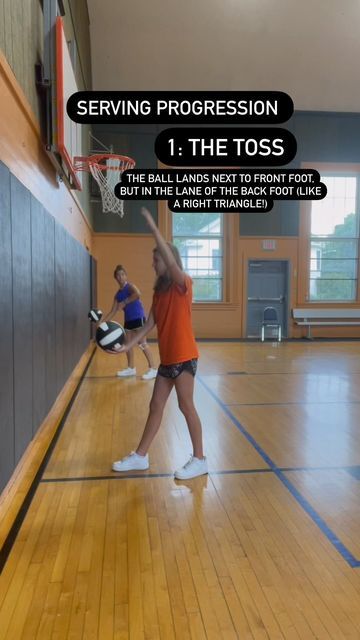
[{"left": 1, "top": 340, "right": 360, "bottom": 638}]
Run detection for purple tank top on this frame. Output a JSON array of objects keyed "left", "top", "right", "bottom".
[{"left": 115, "top": 282, "right": 145, "bottom": 322}]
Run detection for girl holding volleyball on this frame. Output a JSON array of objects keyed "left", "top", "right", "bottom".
[
  {"left": 103, "top": 265, "right": 157, "bottom": 380},
  {"left": 112, "top": 207, "right": 207, "bottom": 480}
]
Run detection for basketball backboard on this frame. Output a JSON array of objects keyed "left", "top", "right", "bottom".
[
  {"left": 55, "top": 16, "right": 82, "bottom": 190},
  {"left": 41, "top": 1, "right": 83, "bottom": 190}
]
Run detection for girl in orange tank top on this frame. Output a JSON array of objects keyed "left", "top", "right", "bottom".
[{"left": 111, "top": 207, "right": 208, "bottom": 480}]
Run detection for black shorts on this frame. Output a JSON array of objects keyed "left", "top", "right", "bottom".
[
  {"left": 124, "top": 317, "right": 146, "bottom": 331},
  {"left": 158, "top": 359, "right": 198, "bottom": 379}
]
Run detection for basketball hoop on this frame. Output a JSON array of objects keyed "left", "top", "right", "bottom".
[{"left": 74, "top": 153, "right": 136, "bottom": 216}]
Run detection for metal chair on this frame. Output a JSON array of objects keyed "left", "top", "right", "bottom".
[{"left": 261, "top": 306, "right": 282, "bottom": 341}]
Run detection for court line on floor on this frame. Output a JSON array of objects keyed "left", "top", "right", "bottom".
[
  {"left": 40, "top": 468, "right": 273, "bottom": 483},
  {"left": 39, "top": 464, "right": 360, "bottom": 483},
  {"left": 226, "top": 401, "right": 360, "bottom": 406},
  {"left": 199, "top": 371, "right": 360, "bottom": 377},
  {"left": 84, "top": 371, "right": 360, "bottom": 380},
  {"left": 198, "top": 375, "right": 360, "bottom": 569}
]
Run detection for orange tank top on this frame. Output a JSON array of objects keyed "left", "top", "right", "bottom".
[{"left": 153, "top": 275, "right": 199, "bottom": 365}]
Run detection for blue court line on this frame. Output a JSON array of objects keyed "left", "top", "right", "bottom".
[
  {"left": 198, "top": 375, "right": 360, "bottom": 568},
  {"left": 40, "top": 468, "right": 274, "bottom": 483}
]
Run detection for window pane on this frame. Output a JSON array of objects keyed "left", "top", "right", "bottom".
[
  {"left": 309, "top": 279, "right": 356, "bottom": 301},
  {"left": 174, "top": 237, "right": 222, "bottom": 256},
  {"left": 311, "top": 176, "right": 357, "bottom": 236},
  {"left": 193, "top": 278, "right": 222, "bottom": 301},
  {"left": 310, "top": 259, "right": 358, "bottom": 279},
  {"left": 173, "top": 213, "right": 222, "bottom": 236},
  {"left": 310, "top": 239, "right": 358, "bottom": 259},
  {"left": 308, "top": 174, "right": 359, "bottom": 302},
  {"left": 173, "top": 212, "right": 223, "bottom": 302}
]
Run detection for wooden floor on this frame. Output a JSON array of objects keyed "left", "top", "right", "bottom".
[{"left": 2, "top": 341, "right": 360, "bottom": 639}]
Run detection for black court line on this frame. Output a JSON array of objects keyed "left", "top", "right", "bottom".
[
  {"left": 225, "top": 371, "right": 360, "bottom": 376},
  {"left": 84, "top": 371, "right": 360, "bottom": 380},
  {"left": 199, "top": 371, "right": 360, "bottom": 377},
  {"left": 226, "top": 401, "right": 360, "bottom": 406},
  {"left": 0, "top": 347, "right": 96, "bottom": 575},
  {"left": 84, "top": 375, "right": 156, "bottom": 380},
  {"left": 84, "top": 375, "right": 135, "bottom": 380},
  {"left": 199, "top": 338, "right": 360, "bottom": 342},
  {"left": 282, "top": 465, "right": 360, "bottom": 475},
  {"left": 38, "top": 464, "right": 360, "bottom": 484}
]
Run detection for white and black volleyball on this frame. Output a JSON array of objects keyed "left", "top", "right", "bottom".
[
  {"left": 96, "top": 321, "right": 125, "bottom": 352},
  {"left": 88, "top": 308, "right": 103, "bottom": 322}
]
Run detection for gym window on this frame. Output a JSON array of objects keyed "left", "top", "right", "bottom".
[
  {"left": 309, "top": 173, "right": 360, "bottom": 301},
  {"left": 172, "top": 213, "right": 223, "bottom": 301}
]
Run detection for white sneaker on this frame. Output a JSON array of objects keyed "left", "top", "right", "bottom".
[
  {"left": 174, "top": 455, "right": 208, "bottom": 480},
  {"left": 117, "top": 367, "right": 136, "bottom": 378},
  {"left": 112, "top": 451, "right": 149, "bottom": 472},
  {"left": 142, "top": 368, "right": 157, "bottom": 380}
]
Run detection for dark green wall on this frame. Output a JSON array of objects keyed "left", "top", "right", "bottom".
[
  {"left": 240, "top": 112, "right": 360, "bottom": 236},
  {"left": 92, "top": 113, "right": 360, "bottom": 236},
  {"left": 91, "top": 125, "right": 159, "bottom": 233}
]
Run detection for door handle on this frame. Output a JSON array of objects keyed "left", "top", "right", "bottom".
[{"left": 247, "top": 297, "right": 284, "bottom": 302}]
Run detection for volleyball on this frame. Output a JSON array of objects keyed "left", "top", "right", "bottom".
[
  {"left": 95, "top": 321, "right": 125, "bottom": 352},
  {"left": 88, "top": 308, "right": 103, "bottom": 322}
]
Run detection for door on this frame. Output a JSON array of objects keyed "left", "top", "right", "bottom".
[{"left": 246, "top": 260, "right": 289, "bottom": 338}]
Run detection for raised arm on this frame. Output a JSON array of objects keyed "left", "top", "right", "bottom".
[{"left": 141, "top": 207, "right": 185, "bottom": 288}]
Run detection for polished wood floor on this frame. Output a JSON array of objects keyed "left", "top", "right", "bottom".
[{"left": 2, "top": 341, "right": 360, "bottom": 638}]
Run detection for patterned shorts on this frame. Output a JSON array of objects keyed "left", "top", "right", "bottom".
[{"left": 158, "top": 359, "right": 198, "bottom": 379}]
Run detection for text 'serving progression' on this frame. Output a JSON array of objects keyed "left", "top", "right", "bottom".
[{"left": 66, "top": 91, "right": 328, "bottom": 212}]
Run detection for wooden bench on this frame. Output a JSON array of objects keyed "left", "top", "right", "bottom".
[{"left": 292, "top": 308, "right": 360, "bottom": 338}]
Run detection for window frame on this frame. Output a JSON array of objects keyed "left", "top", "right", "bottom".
[
  {"left": 171, "top": 211, "right": 225, "bottom": 302},
  {"left": 298, "top": 164, "right": 360, "bottom": 305}
]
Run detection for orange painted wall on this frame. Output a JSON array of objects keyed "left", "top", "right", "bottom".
[
  {"left": 92, "top": 228, "right": 300, "bottom": 338},
  {"left": 92, "top": 234, "right": 156, "bottom": 329},
  {"left": 0, "top": 52, "right": 92, "bottom": 250},
  {"left": 92, "top": 225, "right": 360, "bottom": 339}
]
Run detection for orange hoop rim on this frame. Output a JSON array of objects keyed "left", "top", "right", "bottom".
[{"left": 73, "top": 153, "right": 136, "bottom": 172}]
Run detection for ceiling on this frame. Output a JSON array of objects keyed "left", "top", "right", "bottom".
[{"left": 87, "top": 0, "right": 360, "bottom": 113}]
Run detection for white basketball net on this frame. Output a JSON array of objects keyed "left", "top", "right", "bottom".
[
  {"left": 89, "top": 157, "right": 130, "bottom": 217},
  {"left": 74, "top": 154, "right": 135, "bottom": 216}
]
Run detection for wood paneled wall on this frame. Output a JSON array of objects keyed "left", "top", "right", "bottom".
[
  {"left": 0, "top": 51, "right": 93, "bottom": 246},
  {"left": 0, "top": 0, "right": 91, "bottom": 117},
  {"left": 0, "top": 0, "right": 43, "bottom": 119}
]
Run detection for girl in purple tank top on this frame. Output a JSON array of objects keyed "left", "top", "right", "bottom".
[{"left": 102, "top": 265, "right": 157, "bottom": 380}]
